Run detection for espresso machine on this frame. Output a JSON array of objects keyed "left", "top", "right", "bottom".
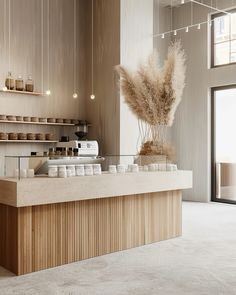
[
  {"left": 56, "top": 120, "right": 99, "bottom": 156},
  {"left": 36, "top": 121, "right": 104, "bottom": 175}
]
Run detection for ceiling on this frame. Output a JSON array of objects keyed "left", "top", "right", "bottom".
[{"left": 159, "top": 0, "right": 191, "bottom": 7}]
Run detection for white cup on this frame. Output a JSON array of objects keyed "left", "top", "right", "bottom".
[
  {"left": 159, "top": 164, "right": 167, "bottom": 171},
  {"left": 27, "top": 169, "right": 35, "bottom": 178},
  {"left": 109, "top": 165, "right": 117, "bottom": 174},
  {"left": 48, "top": 165, "right": 58, "bottom": 178},
  {"left": 117, "top": 164, "right": 126, "bottom": 173},
  {"left": 130, "top": 164, "right": 139, "bottom": 173},
  {"left": 93, "top": 164, "right": 102, "bottom": 175},
  {"left": 85, "top": 164, "right": 93, "bottom": 176},
  {"left": 143, "top": 165, "right": 149, "bottom": 172},
  {"left": 58, "top": 165, "right": 67, "bottom": 178},
  {"left": 148, "top": 164, "right": 156, "bottom": 172},
  {"left": 76, "top": 165, "right": 85, "bottom": 176},
  {"left": 14, "top": 169, "right": 19, "bottom": 178},
  {"left": 67, "top": 165, "right": 76, "bottom": 177},
  {"left": 20, "top": 169, "right": 27, "bottom": 178}
]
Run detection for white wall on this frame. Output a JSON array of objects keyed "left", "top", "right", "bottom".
[
  {"left": 169, "top": 0, "right": 236, "bottom": 202},
  {"left": 120, "top": 0, "right": 153, "bottom": 155}
]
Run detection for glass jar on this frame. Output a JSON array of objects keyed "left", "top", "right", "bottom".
[
  {"left": 15, "top": 75, "right": 24, "bottom": 91},
  {"left": 73, "top": 148, "right": 79, "bottom": 157},
  {"left": 61, "top": 147, "right": 68, "bottom": 157},
  {"left": 25, "top": 76, "right": 34, "bottom": 92},
  {"left": 68, "top": 148, "right": 73, "bottom": 157},
  {"left": 49, "top": 148, "right": 55, "bottom": 157},
  {"left": 5, "top": 71, "right": 14, "bottom": 90}
]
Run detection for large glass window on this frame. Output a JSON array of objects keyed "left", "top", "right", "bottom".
[
  {"left": 212, "top": 86, "right": 236, "bottom": 204},
  {"left": 211, "top": 10, "right": 236, "bottom": 67}
]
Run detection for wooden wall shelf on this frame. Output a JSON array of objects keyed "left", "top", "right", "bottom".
[
  {"left": 0, "top": 120, "right": 75, "bottom": 126},
  {"left": 0, "top": 89, "right": 42, "bottom": 96},
  {"left": 0, "top": 140, "right": 57, "bottom": 143}
]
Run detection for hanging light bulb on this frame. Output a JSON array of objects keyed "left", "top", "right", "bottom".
[
  {"left": 161, "top": 33, "right": 165, "bottom": 39},
  {"left": 46, "top": 90, "right": 51, "bottom": 96},
  {"left": 197, "top": 23, "right": 201, "bottom": 30},
  {"left": 90, "top": 94, "right": 95, "bottom": 100},
  {"left": 181, "top": 0, "right": 185, "bottom": 4},
  {"left": 185, "top": 26, "right": 189, "bottom": 33},
  {"left": 2, "top": 86, "right": 8, "bottom": 92},
  {"left": 73, "top": 93, "right": 78, "bottom": 99},
  {"left": 209, "top": 20, "right": 212, "bottom": 27},
  {"left": 174, "top": 30, "right": 177, "bottom": 36}
]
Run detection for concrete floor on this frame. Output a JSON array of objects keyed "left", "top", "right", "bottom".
[{"left": 1, "top": 202, "right": 236, "bottom": 295}]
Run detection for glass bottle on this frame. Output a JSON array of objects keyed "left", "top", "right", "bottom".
[
  {"left": 25, "top": 76, "right": 34, "bottom": 92},
  {"left": 5, "top": 71, "right": 14, "bottom": 90},
  {"left": 15, "top": 75, "right": 24, "bottom": 91}
]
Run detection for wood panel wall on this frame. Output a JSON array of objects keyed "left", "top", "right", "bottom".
[
  {"left": 0, "top": 190, "right": 182, "bottom": 275},
  {"left": 0, "top": 0, "right": 87, "bottom": 175},
  {"left": 85, "top": 0, "right": 120, "bottom": 155}
]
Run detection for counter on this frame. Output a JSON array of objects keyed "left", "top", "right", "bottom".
[{"left": 0, "top": 171, "right": 192, "bottom": 275}]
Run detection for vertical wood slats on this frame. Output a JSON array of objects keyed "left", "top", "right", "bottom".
[{"left": 0, "top": 190, "right": 182, "bottom": 275}]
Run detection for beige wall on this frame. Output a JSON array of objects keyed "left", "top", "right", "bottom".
[
  {"left": 120, "top": 0, "right": 153, "bottom": 155},
  {"left": 160, "top": 0, "right": 236, "bottom": 202},
  {"left": 0, "top": 0, "right": 87, "bottom": 175}
]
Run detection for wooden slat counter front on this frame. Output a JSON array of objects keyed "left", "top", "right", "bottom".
[{"left": 0, "top": 171, "right": 192, "bottom": 275}]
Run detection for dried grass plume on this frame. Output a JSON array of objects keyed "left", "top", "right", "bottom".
[{"left": 116, "top": 41, "right": 186, "bottom": 126}]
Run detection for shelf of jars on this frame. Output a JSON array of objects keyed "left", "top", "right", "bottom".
[
  {"left": 0, "top": 115, "right": 79, "bottom": 126},
  {"left": 0, "top": 140, "right": 58, "bottom": 143},
  {"left": 0, "top": 89, "right": 42, "bottom": 96},
  {"left": 0, "top": 120, "right": 75, "bottom": 126}
]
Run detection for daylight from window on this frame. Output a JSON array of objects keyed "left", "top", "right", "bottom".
[{"left": 213, "top": 12, "right": 236, "bottom": 66}]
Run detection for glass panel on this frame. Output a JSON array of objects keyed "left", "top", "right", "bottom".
[
  {"left": 230, "top": 13, "right": 236, "bottom": 40},
  {"left": 230, "top": 40, "right": 236, "bottom": 63},
  {"left": 214, "top": 42, "right": 230, "bottom": 65},
  {"left": 214, "top": 15, "right": 230, "bottom": 43},
  {"left": 215, "top": 88, "right": 236, "bottom": 201}
]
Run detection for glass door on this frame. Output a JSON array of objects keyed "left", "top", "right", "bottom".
[{"left": 212, "top": 85, "right": 236, "bottom": 204}]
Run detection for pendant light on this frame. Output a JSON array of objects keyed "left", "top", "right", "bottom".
[
  {"left": 46, "top": 0, "right": 51, "bottom": 96},
  {"left": 72, "top": 0, "right": 78, "bottom": 99},
  {"left": 90, "top": 0, "right": 95, "bottom": 100}
]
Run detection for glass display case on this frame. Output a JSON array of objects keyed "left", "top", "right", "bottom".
[{"left": 4, "top": 154, "right": 176, "bottom": 180}]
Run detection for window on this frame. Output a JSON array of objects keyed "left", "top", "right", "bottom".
[
  {"left": 212, "top": 85, "right": 236, "bottom": 204},
  {"left": 211, "top": 10, "right": 236, "bottom": 67}
]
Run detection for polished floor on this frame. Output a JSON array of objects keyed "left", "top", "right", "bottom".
[{"left": 1, "top": 201, "right": 236, "bottom": 295}]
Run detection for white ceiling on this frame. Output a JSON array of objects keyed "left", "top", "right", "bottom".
[{"left": 159, "top": 0, "right": 191, "bottom": 7}]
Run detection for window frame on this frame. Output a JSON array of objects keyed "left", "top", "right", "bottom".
[{"left": 211, "top": 8, "right": 236, "bottom": 68}]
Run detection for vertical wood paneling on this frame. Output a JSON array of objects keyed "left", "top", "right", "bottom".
[
  {"left": 85, "top": 0, "right": 120, "bottom": 155},
  {"left": 18, "top": 206, "right": 32, "bottom": 274},
  {"left": 0, "top": 191, "right": 182, "bottom": 275},
  {"left": 0, "top": 204, "right": 18, "bottom": 274},
  {"left": 0, "top": 0, "right": 86, "bottom": 176}
]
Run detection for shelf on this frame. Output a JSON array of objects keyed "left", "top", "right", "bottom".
[
  {"left": 0, "top": 120, "right": 75, "bottom": 126},
  {"left": 0, "top": 89, "right": 43, "bottom": 96},
  {"left": 0, "top": 140, "right": 58, "bottom": 143}
]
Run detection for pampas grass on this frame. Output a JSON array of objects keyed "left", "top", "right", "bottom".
[
  {"left": 116, "top": 42, "right": 186, "bottom": 162},
  {"left": 116, "top": 41, "right": 186, "bottom": 127}
]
